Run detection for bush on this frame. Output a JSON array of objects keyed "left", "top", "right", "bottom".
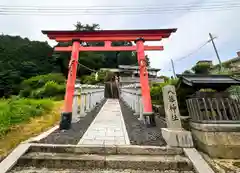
[
  {"left": 31, "top": 81, "right": 65, "bottom": 100},
  {"left": 151, "top": 79, "right": 179, "bottom": 105},
  {"left": 192, "top": 63, "right": 211, "bottom": 74},
  {"left": 0, "top": 98, "right": 54, "bottom": 137},
  {"left": 19, "top": 73, "right": 66, "bottom": 98},
  {"left": 21, "top": 73, "right": 65, "bottom": 90},
  {"left": 80, "top": 70, "right": 110, "bottom": 84}
]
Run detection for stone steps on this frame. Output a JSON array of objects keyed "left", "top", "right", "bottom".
[
  {"left": 17, "top": 152, "right": 192, "bottom": 171},
  {"left": 27, "top": 144, "right": 183, "bottom": 155},
  {"left": 8, "top": 144, "right": 194, "bottom": 172},
  {"left": 10, "top": 167, "right": 195, "bottom": 173}
]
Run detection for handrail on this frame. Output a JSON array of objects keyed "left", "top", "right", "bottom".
[
  {"left": 120, "top": 87, "right": 144, "bottom": 121},
  {"left": 72, "top": 85, "right": 105, "bottom": 122}
]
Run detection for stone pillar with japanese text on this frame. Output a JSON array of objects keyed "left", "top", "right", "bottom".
[{"left": 162, "top": 85, "right": 182, "bottom": 128}]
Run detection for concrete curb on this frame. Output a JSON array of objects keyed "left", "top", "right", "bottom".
[
  {"left": 183, "top": 148, "right": 215, "bottom": 173},
  {"left": 0, "top": 143, "right": 31, "bottom": 173},
  {"left": 24, "top": 125, "right": 59, "bottom": 143}
]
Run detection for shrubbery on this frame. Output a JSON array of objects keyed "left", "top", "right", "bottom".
[
  {"left": 19, "top": 73, "right": 66, "bottom": 100},
  {"left": 0, "top": 98, "right": 54, "bottom": 137},
  {"left": 80, "top": 70, "right": 110, "bottom": 84},
  {"left": 150, "top": 79, "right": 179, "bottom": 105}
]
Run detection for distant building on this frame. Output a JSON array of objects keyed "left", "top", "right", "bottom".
[
  {"left": 100, "top": 65, "right": 164, "bottom": 84},
  {"left": 196, "top": 60, "right": 213, "bottom": 66},
  {"left": 211, "top": 51, "right": 240, "bottom": 74}
]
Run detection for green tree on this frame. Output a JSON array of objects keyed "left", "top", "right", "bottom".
[
  {"left": 192, "top": 63, "right": 211, "bottom": 74},
  {"left": 182, "top": 70, "right": 193, "bottom": 74},
  {"left": 55, "top": 22, "right": 138, "bottom": 77},
  {"left": 75, "top": 22, "right": 100, "bottom": 31},
  {"left": 0, "top": 35, "right": 59, "bottom": 97}
]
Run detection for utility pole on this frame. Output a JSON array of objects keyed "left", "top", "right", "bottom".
[
  {"left": 209, "top": 33, "right": 222, "bottom": 72},
  {"left": 171, "top": 59, "right": 176, "bottom": 78}
]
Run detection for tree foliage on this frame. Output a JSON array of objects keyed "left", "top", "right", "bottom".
[
  {"left": 0, "top": 35, "right": 59, "bottom": 97},
  {"left": 19, "top": 73, "right": 66, "bottom": 100},
  {"left": 191, "top": 63, "right": 211, "bottom": 74},
  {"left": 54, "top": 22, "right": 138, "bottom": 77},
  {"left": 0, "top": 22, "right": 141, "bottom": 97}
]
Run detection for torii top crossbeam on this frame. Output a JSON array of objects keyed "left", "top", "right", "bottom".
[
  {"left": 42, "top": 28, "right": 177, "bottom": 130},
  {"left": 42, "top": 29, "right": 176, "bottom": 52},
  {"left": 42, "top": 29, "right": 177, "bottom": 41}
]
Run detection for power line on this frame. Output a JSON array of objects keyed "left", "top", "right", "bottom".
[
  {"left": 0, "top": 2, "right": 239, "bottom": 15},
  {"left": 174, "top": 38, "right": 215, "bottom": 62},
  {"left": 161, "top": 37, "right": 216, "bottom": 73},
  {"left": 78, "top": 62, "right": 97, "bottom": 72},
  {"left": 1, "top": 1, "right": 239, "bottom": 9}
]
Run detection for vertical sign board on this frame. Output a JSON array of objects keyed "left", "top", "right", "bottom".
[{"left": 162, "top": 85, "right": 182, "bottom": 128}]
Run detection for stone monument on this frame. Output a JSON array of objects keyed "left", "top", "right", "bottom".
[
  {"left": 162, "top": 85, "right": 182, "bottom": 128},
  {"left": 161, "top": 85, "right": 193, "bottom": 148}
]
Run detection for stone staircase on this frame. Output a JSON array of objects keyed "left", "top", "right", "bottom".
[{"left": 9, "top": 143, "right": 195, "bottom": 173}]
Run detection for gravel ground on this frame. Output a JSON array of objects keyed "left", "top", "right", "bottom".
[
  {"left": 119, "top": 100, "right": 166, "bottom": 146},
  {"left": 39, "top": 99, "right": 106, "bottom": 144},
  {"left": 10, "top": 167, "right": 195, "bottom": 173}
]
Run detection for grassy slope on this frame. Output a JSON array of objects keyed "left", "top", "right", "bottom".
[{"left": 0, "top": 100, "right": 63, "bottom": 158}]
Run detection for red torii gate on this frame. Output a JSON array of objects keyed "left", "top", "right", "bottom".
[{"left": 42, "top": 29, "right": 177, "bottom": 130}]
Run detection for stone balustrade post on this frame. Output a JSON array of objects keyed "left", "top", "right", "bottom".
[
  {"left": 138, "top": 95, "right": 144, "bottom": 121},
  {"left": 80, "top": 92, "right": 86, "bottom": 118},
  {"left": 90, "top": 92, "right": 93, "bottom": 110},
  {"left": 134, "top": 92, "right": 138, "bottom": 113},
  {"left": 131, "top": 92, "right": 135, "bottom": 111},
  {"left": 72, "top": 90, "right": 79, "bottom": 122},
  {"left": 86, "top": 92, "right": 90, "bottom": 112},
  {"left": 92, "top": 91, "right": 96, "bottom": 107}
]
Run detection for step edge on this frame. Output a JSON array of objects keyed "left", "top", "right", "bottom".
[
  {"left": 21, "top": 153, "right": 191, "bottom": 162},
  {"left": 28, "top": 144, "right": 183, "bottom": 155}
]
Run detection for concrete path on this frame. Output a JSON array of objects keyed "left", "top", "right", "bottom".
[{"left": 78, "top": 99, "right": 130, "bottom": 145}]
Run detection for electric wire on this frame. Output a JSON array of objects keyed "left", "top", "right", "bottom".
[
  {"left": 0, "top": 1, "right": 240, "bottom": 15},
  {"left": 174, "top": 39, "right": 214, "bottom": 62},
  {"left": 78, "top": 62, "right": 97, "bottom": 72}
]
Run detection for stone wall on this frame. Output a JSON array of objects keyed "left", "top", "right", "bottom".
[{"left": 190, "top": 122, "right": 240, "bottom": 159}]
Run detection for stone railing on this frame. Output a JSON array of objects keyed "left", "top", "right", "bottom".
[
  {"left": 119, "top": 77, "right": 164, "bottom": 84},
  {"left": 120, "top": 84, "right": 144, "bottom": 121},
  {"left": 72, "top": 84, "right": 105, "bottom": 122}
]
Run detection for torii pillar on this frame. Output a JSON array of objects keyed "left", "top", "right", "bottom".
[{"left": 42, "top": 29, "right": 177, "bottom": 130}]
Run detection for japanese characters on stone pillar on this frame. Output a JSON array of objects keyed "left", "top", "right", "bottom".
[{"left": 162, "top": 85, "right": 182, "bottom": 128}]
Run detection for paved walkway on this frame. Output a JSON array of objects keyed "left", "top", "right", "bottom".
[{"left": 78, "top": 99, "right": 130, "bottom": 145}]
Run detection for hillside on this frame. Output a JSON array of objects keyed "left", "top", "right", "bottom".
[
  {"left": 0, "top": 22, "right": 151, "bottom": 97},
  {"left": 0, "top": 35, "right": 59, "bottom": 97}
]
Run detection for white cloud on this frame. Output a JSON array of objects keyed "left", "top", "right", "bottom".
[
  {"left": 151, "top": 7, "right": 240, "bottom": 75},
  {"left": 0, "top": 0, "right": 239, "bottom": 77}
]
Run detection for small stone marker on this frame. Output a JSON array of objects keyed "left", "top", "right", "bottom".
[{"left": 162, "top": 85, "right": 182, "bottom": 128}]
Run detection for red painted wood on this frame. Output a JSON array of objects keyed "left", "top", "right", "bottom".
[
  {"left": 54, "top": 45, "right": 164, "bottom": 52},
  {"left": 63, "top": 41, "right": 80, "bottom": 113},
  {"left": 136, "top": 39, "right": 153, "bottom": 113},
  {"left": 42, "top": 29, "right": 177, "bottom": 40},
  {"left": 55, "top": 36, "right": 162, "bottom": 42},
  {"left": 42, "top": 29, "right": 177, "bottom": 117}
]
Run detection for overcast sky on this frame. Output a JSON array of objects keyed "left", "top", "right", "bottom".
[{"left": 1, "top": 0, "right": 240, "bottom": 76}]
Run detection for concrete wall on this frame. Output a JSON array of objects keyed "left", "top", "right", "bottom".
[{"left": 190, "top": 122, "right": 240, "bottom": 159}]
